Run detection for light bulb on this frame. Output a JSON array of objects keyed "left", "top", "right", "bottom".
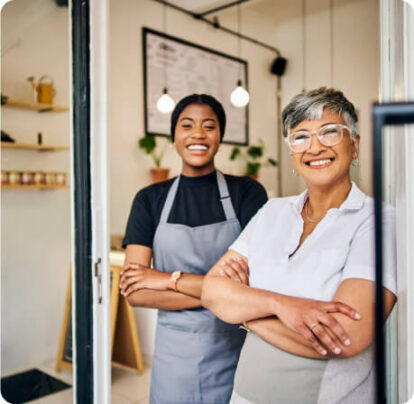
[
  {"left": 156, "top": 88, "right": 175, "bottom": 114},
  {"left": 230, "top": 80, "right": 250, "bottom": 107}
]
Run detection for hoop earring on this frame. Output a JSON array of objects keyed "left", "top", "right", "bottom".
[{"left": 352, "top": 157, "right": 360, "bottom": 167}]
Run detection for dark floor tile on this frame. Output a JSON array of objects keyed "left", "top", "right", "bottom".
[{"left": 1, "top": 368, "right": 70, "bottom": 403}]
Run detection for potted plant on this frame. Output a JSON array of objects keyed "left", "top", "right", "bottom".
[
  {"left": 230, "top": 138, "right": 277, "bottom": 180},
  {"left": 138, "top": 134, "right": 171, "bottom": 183}
]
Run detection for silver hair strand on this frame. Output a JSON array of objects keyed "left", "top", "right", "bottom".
[{"left": 282, "top": 87, "right": 358, "bottom": 138}]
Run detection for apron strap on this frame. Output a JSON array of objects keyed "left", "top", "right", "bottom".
[
  {"left": 159, "top": 176, "right": 180, "bottom": 224},
  {"left": 216, "top": 171, "right": 237, "bottom": 220},
  {"left": 160, "top": 172, "right": 237, "bottom": 224}
]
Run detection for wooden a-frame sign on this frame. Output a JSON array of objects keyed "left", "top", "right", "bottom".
[{"left": 55, "top": 266, "right": 144, "bottom": 374}]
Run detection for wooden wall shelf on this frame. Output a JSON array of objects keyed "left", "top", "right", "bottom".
[
  {"left": 1, "top": 143, "right": 69, "bottom": 151},
  {"left": 3, "top": 98, "right": 69, "bottom": 113},
  {"left": 2, "top": 184, "right": 69, "bottom": 190}
]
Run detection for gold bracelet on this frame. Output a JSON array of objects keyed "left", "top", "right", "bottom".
[{"left": 240, "top": 321, "right": 250, "bottom": 332}]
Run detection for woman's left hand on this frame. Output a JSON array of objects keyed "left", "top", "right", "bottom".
[
  {"left": 274, "top": 294, "right": 360, "bottom": 356},
  {"left": 120, "top": 263, "right": 170, "bottom": 296}
]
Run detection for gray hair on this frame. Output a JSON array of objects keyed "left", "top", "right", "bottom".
[{"left": 282, "top": 87, "right": 358, "bottom": 138}]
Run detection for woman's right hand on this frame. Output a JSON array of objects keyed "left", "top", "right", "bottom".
[
  {"left": 120, "top": 262, "right": 170, "bottom": 296},
  {"left": 218, "top": 256, "right": 249, "bottom": 285},
  {"left": 273, "top": 295, "right": 361, "bottom": 356}
]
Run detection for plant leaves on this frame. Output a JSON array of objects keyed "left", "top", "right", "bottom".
[
  {"left": 230, "top": 147, "right": 241, "bottom": 160},
  {"left": 138, "top": 135, "right": 156, "bottom": 154},
  {"left": 268, "top": 158, "right": 278, "bottom": 166},
  {"left": 246, "top": 162, "right": 261, "bottom": 175},
  {"left": 247, "top": 146, "right": 263, "bottom": 159}
]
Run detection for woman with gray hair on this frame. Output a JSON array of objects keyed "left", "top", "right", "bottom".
[{"left": 202, "top": 87, "right": 397, "bottom": 403}]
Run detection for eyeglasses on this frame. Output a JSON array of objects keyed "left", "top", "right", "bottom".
[{"left": 285, "top": 124, "right": 354, "bottom": 153}]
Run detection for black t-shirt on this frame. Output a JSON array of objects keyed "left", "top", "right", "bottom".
[{"left": 123, "top": 171, "right": 268, "bottom": 248}]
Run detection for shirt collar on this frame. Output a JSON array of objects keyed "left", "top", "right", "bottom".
[
  {"left": 288, "top": 182, "right": 366, "bottom": 214},
  {"left": 339, "top": 182, "right": 366, "bottom": 210}
]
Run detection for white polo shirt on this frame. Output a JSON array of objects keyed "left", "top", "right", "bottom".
[{"left": 230, "top": 182, "right": 397, "bottom": 300}]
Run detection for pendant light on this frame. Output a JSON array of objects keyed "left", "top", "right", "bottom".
[
  {"left": 156, "top": 0, "right": 175, "bottom": 114},
  {"left": 157, "top": 88, "right": 175, "bottom": 114},
  {"left": 230, "top": 2, "right": 249, "bottom": 108}
]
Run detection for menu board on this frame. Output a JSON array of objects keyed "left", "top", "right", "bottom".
[{"left": 143, "top": 27, "right": 248, "bottom": 145}]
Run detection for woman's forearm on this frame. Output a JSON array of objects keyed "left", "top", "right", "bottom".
[
  {"left": 201, "top": 275, "right": 278, "bottom": 323},
  {"left": 174, "top": 273, "right": 204, "bottom": 298},
  {"left": 203, "top": 262, "right": 362, "bottom": 357},
  {"left": 123, "top": 245, "right": 202, "bottom": 310},
  {"left": 127, "top": 288, "right": 201, "bottom": 310}
]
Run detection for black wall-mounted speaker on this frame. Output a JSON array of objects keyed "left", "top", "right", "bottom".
[{"left": 270, "top": 57, "right": 287, "bottom": 77}]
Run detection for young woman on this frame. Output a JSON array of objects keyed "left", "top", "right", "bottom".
[
  {"left": 202, "top": 88, "right": 397, "bottom": 403},
  {"left": 120, "top": 94, "right": 268, "bottom": 404}
]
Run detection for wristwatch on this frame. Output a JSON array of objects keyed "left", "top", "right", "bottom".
[{"left": 169, "top": 270, "right": 183, "bottom": 292}]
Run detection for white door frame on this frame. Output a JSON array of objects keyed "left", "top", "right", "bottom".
[
  {"left": 379, "top": 0, "right": 414, "bottom": 402},
  {"left": 90, "top": 0, "right": 111, "bottom": 403}
]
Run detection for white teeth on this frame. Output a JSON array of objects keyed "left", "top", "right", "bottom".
[
  {"left": 308, "top": 159, "right": 331, "bottom": 166},
  {"left": 187, "top": 145, "right": 208, "bottom": 151}
]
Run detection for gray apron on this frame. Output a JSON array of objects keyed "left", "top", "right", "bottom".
[{"left": 150, "top": 171, "right": 246, "bottom": 404}]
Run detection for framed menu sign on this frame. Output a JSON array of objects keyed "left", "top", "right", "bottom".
[{"left": 143, "top": 27, "right": 249, "bottom": 145}]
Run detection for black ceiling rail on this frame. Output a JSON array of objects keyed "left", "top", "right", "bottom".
[
  {"left": 372, "top": 102, "right": 414, "bottom": 404},
  {"left": 153, "top": 0, "right": 281, "bottom": 56},
  {"left": 197, "top": 0, "right": 252, "bottom": 17}
]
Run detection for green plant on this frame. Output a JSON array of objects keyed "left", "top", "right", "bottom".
[
  {"left": 230, "top": 138, "right": 277, "bottom": 176},
  {"left": 138, "top": 134, "right": 170, "bottom": 168}
]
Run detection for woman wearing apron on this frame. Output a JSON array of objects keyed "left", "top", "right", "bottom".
[{"left": 120, "top": 94, "right": 268, "bottom": 404}]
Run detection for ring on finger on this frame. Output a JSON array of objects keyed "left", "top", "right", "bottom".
[{"left": 310, "top": 322, "right": 320, "bottom": 331}]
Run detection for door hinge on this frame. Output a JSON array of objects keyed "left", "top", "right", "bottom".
[{"left": 94, "top": 258, "right": 102, "bottom": 304}]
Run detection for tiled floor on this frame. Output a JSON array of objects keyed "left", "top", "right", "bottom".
[{"left": 25, "top": 359, "right": 152, "bottom": 404}]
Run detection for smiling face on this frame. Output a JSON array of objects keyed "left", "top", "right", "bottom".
[
  {"left": 290, "top": 109, "right": 360, "bottom": 190},
  {"left": 174, "top": 103, "right": 221, "bottom": 177}
]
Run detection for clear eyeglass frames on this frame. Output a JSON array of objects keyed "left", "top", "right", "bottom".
[{"left": 285, "top": 124, "right": 354, "bottom": 153}]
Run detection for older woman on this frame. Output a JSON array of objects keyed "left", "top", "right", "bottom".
[{"left": 202, "top": 87, "right": 397, "bottom": 403}]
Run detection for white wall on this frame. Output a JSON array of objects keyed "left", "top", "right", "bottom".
[
  {"left": 275, "top": 0, "right": 380, "bottom": 196},
  {"left": 1, "top": 0, "right": 70, "bottom": 375},
  {"left": 108, "top": 0, "right": 380, "bottom": 361},
  {"left": 109, "top": 0, "right": 281, "bottom": 361},
  {"left": 108, "top": 0, "right": 281, "bottom": 361}
]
